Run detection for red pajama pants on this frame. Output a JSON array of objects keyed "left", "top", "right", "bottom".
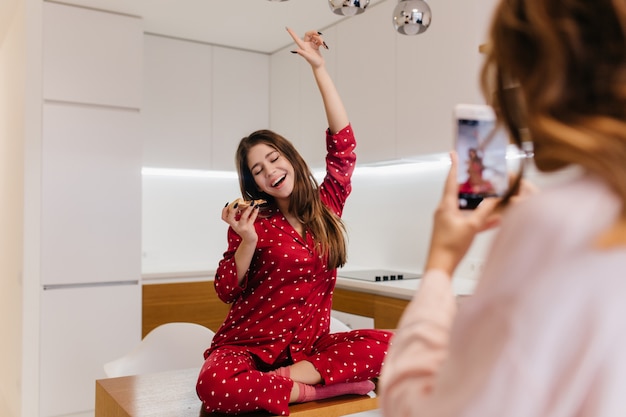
[{"left": 196, "top": 329, "right": 392, "bottom": 415}]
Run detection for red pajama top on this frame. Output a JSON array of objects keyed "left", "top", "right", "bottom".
[{"left": 210, "top": 124, "right": 356, "bottom": 366}]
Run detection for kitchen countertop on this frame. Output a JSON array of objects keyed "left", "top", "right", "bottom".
[
  {"left": 141, "top": 270, "right": 477, "bottom": 301},
  {"left": 335, "top": 274, "right": 476, "bottom": 301}
]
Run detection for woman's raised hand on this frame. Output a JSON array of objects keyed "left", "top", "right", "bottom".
[{"left": 286, "top": 27, "right": 327, "bottom": 69}]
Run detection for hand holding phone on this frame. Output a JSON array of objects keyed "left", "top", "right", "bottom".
[
  {"left": 454, "top": 104, "right": 509, "bottom": 209},
  {"left": 425, "top": 151, "right": 502, "bottom": 275}
]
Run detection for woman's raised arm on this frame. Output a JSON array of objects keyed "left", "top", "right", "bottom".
[{"left": 286, "top": 27, "right": 349, "bottom": 134}]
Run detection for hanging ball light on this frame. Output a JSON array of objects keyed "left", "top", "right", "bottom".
[
  {"left": 392, "top": 0, "right": 432, "bottom": 35},
  {"left": 328, "top": 0, "right": 370, "bottom": 17}
]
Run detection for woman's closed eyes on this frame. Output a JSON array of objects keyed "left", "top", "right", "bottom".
[{"left": 251, "top": 151, "right": 280, "bottom": 176}]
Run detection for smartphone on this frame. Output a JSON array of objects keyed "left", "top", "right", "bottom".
[{"left": 454, "top": 104, "right": 509, "bottom": 210}]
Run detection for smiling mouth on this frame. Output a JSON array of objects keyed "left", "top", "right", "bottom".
[{"left": 272, "top": 175, "right": 286, "bottom": 187}]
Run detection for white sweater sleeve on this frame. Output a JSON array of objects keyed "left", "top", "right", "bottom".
[{"left": 379, "top": 269, "right": 457, "bottom": 417}]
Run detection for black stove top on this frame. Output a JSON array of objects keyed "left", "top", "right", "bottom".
[{"left": 338, "top": 269, "right": 422, "bottom": 282}]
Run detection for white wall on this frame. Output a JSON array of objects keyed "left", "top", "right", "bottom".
[
  {"left": 141, "top": 157, "right": 501, "bottom": 278},
  {"left": 142, "top": 171, "right": 235, "bottom": 273},
  {"left": 0, "top": 3, "right": 25, "bottom": 416},
  {"left": 343, "top": 160, "right": 451, "bottom": 273},
  {"left": 141, "top": 153, "right": 564, "bottom": 285},
  {"left": 1, "top": 1, "right": 44, "bottom": 416},
  {"left": 0, "top": 0, "right": 19, "bottom": 42}
]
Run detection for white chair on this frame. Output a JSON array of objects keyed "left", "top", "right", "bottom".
[
  {"left": 330, "top": 316, "right": 352, "bottom": 333},
  {"left": 103, "top": 322, "right": 215, "bottom": 378}
]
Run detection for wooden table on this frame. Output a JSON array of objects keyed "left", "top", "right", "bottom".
[{"left": 95, "top": 368, "right": 378, "bottom": 417}]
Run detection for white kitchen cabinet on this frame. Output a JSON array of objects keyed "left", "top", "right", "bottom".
[
  {"left": 36, "top": 4, "right": 143, "bottom": 416},
  {"left": 142, "top": 34, "right": 213, "bottom": 170},
  {"left": 395, "top": 0, "right": 489, "bottom": 156},
  {"left": 336, "top": 2, "right": 397, "bottom": 164},
  {"left": 38, "top": 102, "right": 142, "bottom": 416},
  {"left": 42, "top": 2, "right": 142, "bottom": 108},
  {"left": 211, "top": 46, "right": 269, "bottom": 170},
  {"left": 269, "top": 43, "right": 301, "bottom": 156},
  {"left": 41, "top": 103, "right": 141, "bottom": 287},
  {"left": 142, "top": 36, "right": 270, "bottom": 171},
  {"left": 40, "top": 284, "right": 141, "bottom": 417}
]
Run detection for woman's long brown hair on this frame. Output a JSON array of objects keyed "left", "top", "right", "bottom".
[
  {"left": 481, "top": 0, "right": 626, "bottom": 243},
  {"left": 235, "top": 130, "right": 348, "bottom": 269}
]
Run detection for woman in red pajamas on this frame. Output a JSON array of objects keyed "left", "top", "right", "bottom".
[{"left": 195, "top": 27, "right": 393, "bottom": 415}]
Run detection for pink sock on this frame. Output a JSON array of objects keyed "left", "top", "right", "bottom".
[
  {"left": 295, "top": 380, "right": 375, "bottom": 403},
  {"left": 268, "top": 366, "right": 291, "bottom": 379}
]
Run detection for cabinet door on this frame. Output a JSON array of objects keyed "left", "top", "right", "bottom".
[
  {"left": 336, "top": 2, "right": 397, "bottom": 164},
  {"left": 211, "top": 46, "right": 269, "bottom": 171},
  {"left": 142, "top": 34, "right": 213, "bottom": 170},
  {"left": 43, "top": 2, "right": 142, "bottom": 108},
  {"left": 40, "top": 284, "right": 141, "bottom": 417},
  {"left": 269, "top": 44, "right": 301, "bottom": 153},
  {"left": 41, "top": 103, "right": 141, "bottom": 286},
  {"left": 395, "top": 0, "right": 488, "bottom": 156}
]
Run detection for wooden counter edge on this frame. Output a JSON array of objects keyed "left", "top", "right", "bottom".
[
  {"left": 96, "top": 378, "right": 131, "bottom": 417},
  {"left": 96, "top": 368, "right": 378, "bottom": 417}
]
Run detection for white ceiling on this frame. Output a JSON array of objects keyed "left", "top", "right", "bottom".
[{"left": 52, "top": 0, "right": 385, "bottom": 54}]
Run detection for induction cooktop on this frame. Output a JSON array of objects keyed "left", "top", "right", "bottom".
[{"left": 338, "top": 269, "right": 422, "bottom": 282}]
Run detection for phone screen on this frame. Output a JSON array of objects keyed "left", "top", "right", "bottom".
[{"left": 455, "top": 110, "right": 508, "bottom": 210}]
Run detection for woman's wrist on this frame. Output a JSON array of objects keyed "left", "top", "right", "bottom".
[
  {"left": 239, "top": 235, "right": 258, "bottom": 248},
  {"left": 424, "top": 250, "right": 458, "bottom": 278}
]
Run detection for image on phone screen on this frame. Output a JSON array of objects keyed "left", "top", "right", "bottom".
[{"left": 456, "top": 111, "right": 508, "bottom": 210}]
